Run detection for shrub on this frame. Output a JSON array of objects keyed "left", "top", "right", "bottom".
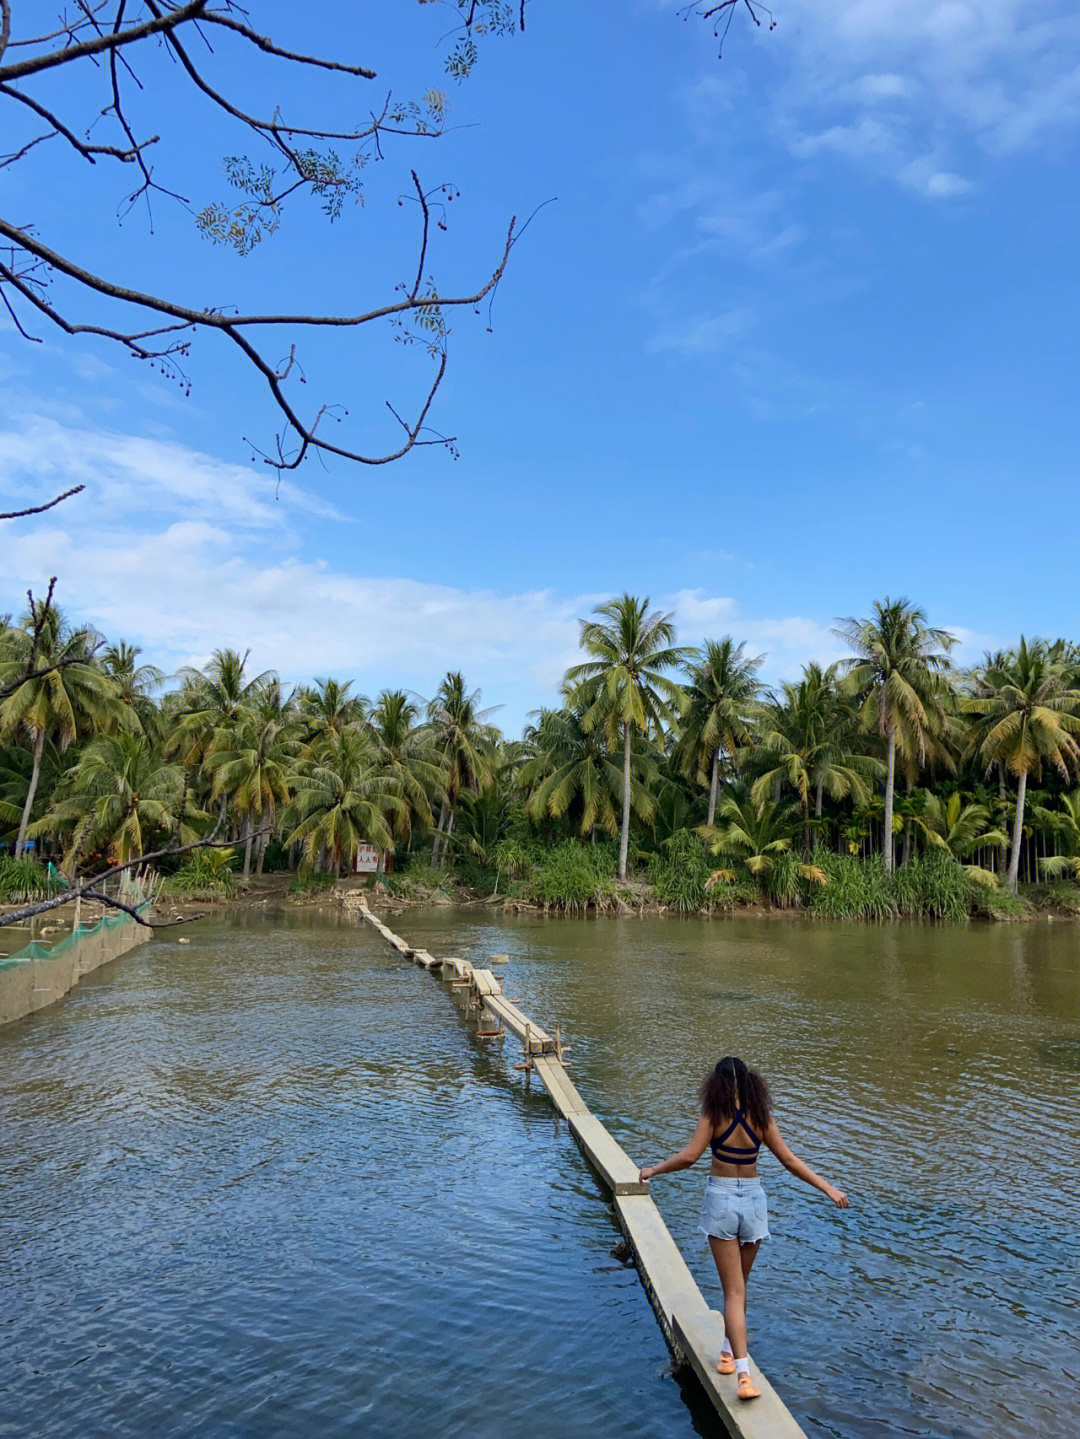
[
  {"left": 286, "top": 869, "right": 337, "bottom": 897},
  {"left": 0, "top": 855, "right": 58, "bottom": 902},
  {"left": 808, "top": 852, "right": 897, "bottom": 920},
  {"left": 163, "top": 848, "right": 238, "bottom": 899},
  {"left": 649, "top": 829, "right": 713, "bottom": 912},
  {"left": 531, "top": 841, "right": 615, "bottom": 913}
]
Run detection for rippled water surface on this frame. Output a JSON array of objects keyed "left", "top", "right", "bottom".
[{"left": 2, "top": 909, "right": 1079, "bottom": 1439}]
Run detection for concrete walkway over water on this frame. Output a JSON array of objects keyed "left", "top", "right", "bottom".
[{"left": 358, "top": 899, "right": 807, "bottom": 1439}]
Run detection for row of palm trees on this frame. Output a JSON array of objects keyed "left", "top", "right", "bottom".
[{"left": 2, "top": 593, "right": 1079, "bottom": 898}]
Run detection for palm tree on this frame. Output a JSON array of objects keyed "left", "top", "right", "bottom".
[
  {"left": 368, "top": 690, "right": 442, "bottom": 845},
  {"left": 284, "top": 729, "right": 406, "bottom": 875},
  {"left": 676, "top": 638, "right": 763, "bottom": 826},
  {"left": 0, "top": 607, "right": 122, "bottom": 857},
  {"left": 101, "top": 642, "right": 166, "bottom": 739},
  {"left": 518, "top": 698, "right": 659, "bottom": 841},
  {"left": 32, "top": 732, "right": 197, "bottom": 868},
  {"left": 751, "top": 663, "right": 881, "bottom": 852},
  {"left": 1035, "top": 790, "right": 1080, "bottom": 882},
  {"left": 299, "top": 677, "right": 366, "bottom": 741},
  {"left": 834, "top": 598, "right": 956, "bottom": 872},
  {"left": 964, "top": 639, "right": 1080, "bottom": 892},
  {"left": 206, "top": 711, "right": 299, "bottom": 880},
  {"left": 566, "top": 595, "right": 691, "bottom": 881},
  {"left": 906, "top": 791, "right": 1008, "bottom": 886},
  {"left": 425, "top": 672, "right": 500, "bottom": 867},
  {"left": 701, "top": 787, "right": 824, "bottom": 891},
  {"left": 169, "top": 648, "right": 276, "bottom": 837}
]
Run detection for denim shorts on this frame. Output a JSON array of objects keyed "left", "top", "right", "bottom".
[{"left": 697, "top": 1175, "right": 770, "bottom": 1244}]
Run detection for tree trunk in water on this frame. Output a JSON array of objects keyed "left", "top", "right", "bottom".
[
  {"left": 618, "top": 723, "right": 632, "bottom": 883},
  {"left": 15, "top": 728, "right": 46, "bottom": 859},
  {"left": 242, "top": 814, "right": 254, "bottom": 882},
  {"left": 883, "top": 734, "right": 896, "bottom": 874},
  {"left": 1007, "top": 769, "right": 1027, "bottom": 894},
  {"left": 707, "top": 749, "right": 720, "bottom": 828}
]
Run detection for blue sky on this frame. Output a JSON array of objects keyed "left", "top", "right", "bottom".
[{"left": 2, "top": 0, "right": 1078, "bottom": 732}]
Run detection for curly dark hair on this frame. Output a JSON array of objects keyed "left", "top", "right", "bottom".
[{"left": 699, "top": 1056, "right": 772, "bottom": 1135}]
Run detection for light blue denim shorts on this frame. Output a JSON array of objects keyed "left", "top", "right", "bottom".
[{"left": 697, "top": 1175, "right": 770, "bottom": 1244}]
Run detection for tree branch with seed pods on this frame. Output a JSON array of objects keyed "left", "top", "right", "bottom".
[{"left": 0, "top": 2, "right": 526, "bottom": 479}]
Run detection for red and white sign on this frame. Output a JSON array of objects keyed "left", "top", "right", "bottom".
[{"left": 354, "top": 844, "right": 384, "bottom": 874}]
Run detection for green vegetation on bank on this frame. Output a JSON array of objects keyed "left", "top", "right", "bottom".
[{"left": 3, "top": 593, "right": 1080, "bottom": 922}]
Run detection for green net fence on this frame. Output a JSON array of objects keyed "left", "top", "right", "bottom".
[{"left": 0, "top": 895, "right": 152, "bottom": 970}]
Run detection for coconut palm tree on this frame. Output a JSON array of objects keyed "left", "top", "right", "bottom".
[
  {"left": 425, "top": 672, "right": 500, "bottom": 867},
  {"left": 369, "top": 690, "right": 442, "bottom": 845},
  {"left": 284, "top": 729, "right": 406, "bottom": 875},
  {"left": 0, "top": 607, "right": 122, "bottom": 857},
  {"left": 751, "top": 663, "right": 882, "bottom": 852},
  {"left": 676, "top": 638, "right": 763, "bottom": 826},
  {"left": 206, "top": 711, "right": 300, "bottom": 880},
  {"left": 1035, "top": 790, "right": 1080, "bottom": 882},
  {"left": 518, "top": 698, "right": 659, "bottom": 841},
  {"left": 100, "top": 641, "right": 166, "bottom": 739},
  {"left": 32, "top": 732, "right": 198, "bottom": 868},
  {"left": 298, "top": 677, "right": 366, "bottom": 742},
  {"left": 834, "top": 598, "right": 956, "bottom": 873},
  {"left": 566, "top": 595, "right": 691, "bottom": 881},
  {"left": 964, "top": 638, "right": 1080, "bottom": 892},
  {"left": 700, "top": 787, "right": 825, "bottom": 892}
]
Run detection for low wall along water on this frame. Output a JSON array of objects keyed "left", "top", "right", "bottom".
[{"left": 0, "top": 890, "right": 153, "bottom": 1027}]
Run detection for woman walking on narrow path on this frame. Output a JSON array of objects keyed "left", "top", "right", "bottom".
[{"left": 639, "top": 1056, "right": 848, "bottom": 1401}]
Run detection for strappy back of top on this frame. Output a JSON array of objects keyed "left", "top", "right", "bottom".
[{"left": 709, "top": 1106, "right": 762, "bottom": 1165}]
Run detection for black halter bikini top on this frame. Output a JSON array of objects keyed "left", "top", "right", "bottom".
[{"left": 710, "top": 1103, "right": 762, "bottom": 1165}]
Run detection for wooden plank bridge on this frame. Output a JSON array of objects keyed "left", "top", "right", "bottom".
[{"left": 358, "top": 899, "right": 807, "bottom": 1439}]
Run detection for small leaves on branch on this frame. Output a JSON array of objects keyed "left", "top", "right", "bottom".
[{"left": 0, "top": 2, "right": 525, "bottom": 474}]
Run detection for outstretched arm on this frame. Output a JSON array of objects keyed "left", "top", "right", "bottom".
[
  {"left": 639, "top": 1115, "right": 712, "bottom": 1183},
  {"left": 762, "top": 1119, "right": 848, "bottom": 1207}
]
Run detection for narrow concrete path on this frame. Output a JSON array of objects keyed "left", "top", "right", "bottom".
[{"left": 358, "top": 899, "right": 807, "bottom": 1439}]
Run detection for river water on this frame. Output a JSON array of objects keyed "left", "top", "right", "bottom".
[{"left": 1, "top": 909, "right": 1078, "bottom": 1439}]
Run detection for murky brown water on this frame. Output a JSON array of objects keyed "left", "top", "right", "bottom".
[
  {"left": 2, "top": 908, "right": 1078, "bottom": 1439},
  {"left": 402, "top": 909, "right": 1080, "bottom": 1439}
]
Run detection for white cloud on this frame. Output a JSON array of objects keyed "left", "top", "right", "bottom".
[
  {"left": 0, "top": 417, "right": 875, "bottom": 729},
  {"left": 899, "top": 156, "right": 974, "bottom": 197},
  {"left": 648, "top": 306, "right": 755, "bottom": 357}
]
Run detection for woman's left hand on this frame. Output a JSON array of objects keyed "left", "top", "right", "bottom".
[{"left": 639, "top": 1165, "right": 655, "bottom": 1183}]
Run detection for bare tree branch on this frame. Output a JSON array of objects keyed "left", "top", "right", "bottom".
[
  {"left": 0, "top": 4, "right": 531, "bottom": 473},
  {"left": 0, "top": 815, "right": 275, "bottom": 929},
  {"left": 0, "top": 486, "right": 86, "bottom": 521},
  {"left": 0, "top": 2, "right": 208, "bottom": 83}
]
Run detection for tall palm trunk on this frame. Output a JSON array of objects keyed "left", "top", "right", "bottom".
[
  {"left": 901, "top": 776, "right": 913, "bottom": 867},
  {"left": 814, "top": 779, "right": 823, "bottom": 847},
  {"left": 883, "top": 732, "right": 896, "bottom": 874},
  {"left": 432, "top": 801, "right": 448, "bottom": 865},
  {"left": 707, "top": 748, "right": 720, "bottom": 828},
  {"left": 1007, "top": 770, "right": 1027, "bottom": 894},
  {"left": 998, "top": 765, "right": 1008, "bottom": 874},
  {"left": 15, "top": 729, "right": 46, "bottom": 858},
  {"left": 242, "top": 814, "right": 253, "bottom": 882},
  {"left": 618, "top": 722, "right": 632, "bottom": 882},
  {"left": 801, "top": 794, "right": 811, "bottom": 855}
]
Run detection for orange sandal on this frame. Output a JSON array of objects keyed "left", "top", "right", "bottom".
[
  {"left": 716, "top": 1353, "right": 736, "bottom": 1375},
  {"left": 737, "top": 1372, "right": 762, "bottom": 1401}
]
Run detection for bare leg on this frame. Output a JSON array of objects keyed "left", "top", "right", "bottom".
[
  {"left": 739, "top": 1240, "right": 761, "bottom": 1346},
  {"left": 708, "top": 1237, "right": 748, "bottom": 1358}
]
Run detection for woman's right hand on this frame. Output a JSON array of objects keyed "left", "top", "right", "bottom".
[
  {"left": 825, "top": 1184, "right": 848, "bottom": 1208},
  {"left": 639, "top": 1166, "right": 655, "bottom": 1183}
]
